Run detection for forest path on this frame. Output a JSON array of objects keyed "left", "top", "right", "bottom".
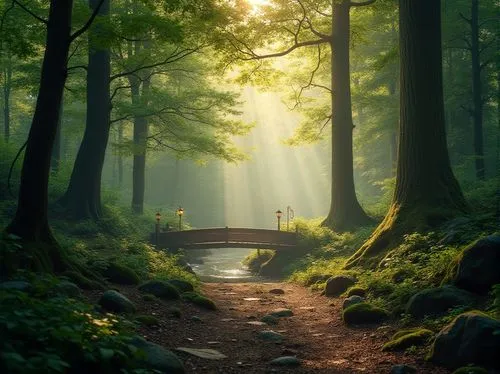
[{"left": 96, "top": 282, "right": 449, "bottom": 373}]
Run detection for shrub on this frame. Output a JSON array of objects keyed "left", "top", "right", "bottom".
[{"left": 242, "top": 249, "right": 274, "bottom": 273}]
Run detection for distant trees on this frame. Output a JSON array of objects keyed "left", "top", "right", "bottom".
[{"left": 347, "top": 0, "right": 468, "bottom": 267}]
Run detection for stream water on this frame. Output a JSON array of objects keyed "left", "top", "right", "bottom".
[{"left": 186, "top": 248, "right": 263, "bottom": 283}]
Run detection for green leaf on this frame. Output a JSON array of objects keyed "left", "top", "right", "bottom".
[{"left": 99, "top": 348, "right": 115, "bottom": 360}]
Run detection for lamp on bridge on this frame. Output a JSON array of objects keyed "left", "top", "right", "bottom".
[
  {"left": 275, "top": 209, "right": 283, "bottom": 231},
  {"left": 176, "top": 207, "right": 184, "bottom": 231},
  {"left": 155, "top": 212, "right": 161, "bottom": 246}
]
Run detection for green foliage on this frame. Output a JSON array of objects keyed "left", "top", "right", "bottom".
[
  {"left": 0, "top": 275, "right": 155, "bottom": 374},
  {"left": 490, "top": 284, "right": 500, "bottom": 319},
  {"left": 382, "top": 328, "right": 434, "bottom": 351},
  {"left": 242, "top": 249, "right": 274, "bottom": 273},
  {"left": 60, "top": 271, "right": 102, "bottom": 291},
  {"left": 346, "top": 287, "right": 367, "bottom": 298},
  {"left": 181, "top": 292, "right": 217, "bottom": 310},
  {"left": 452, "top": 366, "right": 489, "bottom": 374}
]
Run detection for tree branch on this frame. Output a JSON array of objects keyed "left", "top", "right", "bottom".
[
  {"left": 13, "top": 0, "right": 47, "bottom": 24},
  {"left": 350, "top": 0, "right": 376, "bottom": 7},
  {"left": 70, "top": 0, "right": 105, "bottom": 43},
  {"left": 458, "top": 12, "right": 471, "bottom": 24}
]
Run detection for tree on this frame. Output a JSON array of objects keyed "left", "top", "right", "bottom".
[
  {"left": 224, "top": 0, "right": 376, "bottom": 231},
  {"left": 346, "top": 0, "right": 468, "bottom": 268}
]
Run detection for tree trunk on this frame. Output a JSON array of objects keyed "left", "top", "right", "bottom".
[
  {"left": 59, "top": 0, "right": 111, "bottom": 219},
  {"left": 118, "top": 123, "right": 123, "bottom": 186},
  {"left": 6, "top": 0, "right": 72, "bottom": 249},
  {"left": 346, "top": 0, "right": 468, "bottom": 268},
  {"left": 322, "top": 0, "right": 373, "bottom": 231},
  {"left": 2, "top": 55, "right": 12, "bottom": 142},
  {"left": 388, "top": 79, "right": 398, "bottom": 175},
  {"left": 470, "top": 0, "right": 485, "bottom": 180},
  {"left": 51, "top": 99, "right": 63, "bottom": 173}
]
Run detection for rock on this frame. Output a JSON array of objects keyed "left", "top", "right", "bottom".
[
  {"left": 452, "top": 367, "right": 489, "bottom": 374},
  {"left": 453, "top": 235, "right": 500, "bottom": 294},
  {"left": 167, "top": 279, "right": 194, "bottom": 293},
  {"left": 0, "top": 281, "right": 32, "bottom": 292},
  {"left": 54, "top": 281, "right": 81, "bottom": 297},
  {"left": 261, "top": 314, "right": 280, "bottom": 325},
  {"left": 269, "top": 308, "right": 293, "bottom": 318},
  {"left": 138, "top": 280, "right": 180, "bottom": 300},
  {"left": 269, "top": 288, "right": 285, "bottom": 295},
  {"left": 132, "top": 337, "right": 185, "bottom": 374},
  {"left": 342, "top": 303, "right": 389, "bottom": 325},
  {"left": 390, "top": 364, "right": 417, "bottom": 374},
  {"left": 258, "top": 330, "right": 284, "bottom": 343},
  {"left": 270, "top": 356, "right": 301, "bottom": 367},
  {"left": 98, "top": 290, "right": 136, "bottom": 314},
  {"left": 175, "top": 347, "right": 227, "bottom": 360},
  {"left": 429, "top": 311, "right": 500, "bottom": 370},
  {"left": 247, "top": 321, "right": 266, "bottom": 326},
  {"left": 61, "top": 271, "right": 102, "bottom": 290},
  {"left": 324, "top": 275, "right": 356, "bottom": 297},
  {"left": 305, "top": 274, "right": 333, "bottom": 286},
  {"left": 346, "top": 287, "right": 367, "bottom": 298},
  {"left": 342, "top": 295, "right": 365, "bottom": 310},
  {"left": 135, "top": 315, "right": 160, "bottom": 326},
  {"left": 102, "top": 262, "right": 140, "bottom": 285},
  {"left": 182, "top": 292, "right": 217, "bottom": 310},
  {"left": 405, "top": 286, "right": 476, "bottom": 318},
  {"left": 191, "top": 316, "right": 203, "bottom": 322},
  {"left": 382, "top": 328, "right": 434, "bottom": 351},
  {"left": 142, "top": 294, "right": 157, "bottom": 302}
]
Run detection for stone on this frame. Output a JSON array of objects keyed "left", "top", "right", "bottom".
[
  {"left": 54, "top": 281, "right": 81, "bottom": 298},
  {"left": 324, "top": 275, "right": 356, "bottom": 297},
  {"left": 191, "top": 316, "right": 203, "bottom": 322},
  {"left": 0, "top": 281, "right": 32, "bottom": 292},
  {"left": 98, "top": 290, "right": 136, "bottom": 314},
  {"left": 258, "top": 330, "right": 284, "bottom": 343},
  {"left": 138, "top": 280, "right": 180, "bottom": 300},
  {"left": 167, "top": 279, "right": 194, "bottom": 293},
  {"left": 342, "top": 303, "right": 389, "bottom": 325},
  {"left": 269, "top": 308, "right": 293, "bottom": 318},
  {"left": 390, "top": 364, "right": 417, "bottom": 374},
  {"left": 305, "top": 274, "right": 333, "bottom": 286},
  {"left": 175, "top": 347, "right": 227, "bottom": 360},
  {"left": 182, "top": 292, "right": 216, "bottom": 310},
  {"left": 453, "top": 235, "right": 500, "bottom": 294},
  {"left": 346, "top": 287, "right": 367, "bottom": 298},
  {"left": 270, "top": 356, "right": 301, "bottom": 367},
  {"left": 269, "top": 288, "right": 285, "bottom": 295},
  {"left": 405, "top": 286, "right": 476, "bottom": 318},
  {"left": 261, "top": 314, "right": 280, "bottom": 325},
  {"left": 382, "top": 328, "right": 434, "bottom": 351},
  {"left": 342, "top": 295, "right": 364, "bottom": 310},
  {"left": 102, "top": 262, "right": 140, "bottom": 285},
  {"left": 132, "top": 337, "right": 185, "bottom": 374},
  {"left": 247, "top": 321, "right": 266, "bottom": 326},
  {"left": 429, "top": 311, "right": 500, "bottom": 370}
]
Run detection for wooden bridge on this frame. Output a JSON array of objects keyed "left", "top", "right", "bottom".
[{"left": 150, "top": 227, "right": 298, "bottom": 250}]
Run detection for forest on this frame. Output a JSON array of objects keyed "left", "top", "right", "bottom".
[{"left": 0, "top": 0, "right": 498, "bottom": 373}]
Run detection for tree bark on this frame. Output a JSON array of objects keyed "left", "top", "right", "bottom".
[
  {"left": 6, "top": 0, "right": 72, "bottom": 246},
  {"left": 2, "top": 55, "right": 12, "bottom": 142},
  {"left": 346, "top": 0, "right": 468, "bottom": 268},
  {"left": 59, "top": 0, "right": 111, "bottom": 219},
  {"left": 51, "top": 99, "right": 63, "bottom": 173},
  {"left": 322, "top": 0, "right": 373, "bottom": 231}
]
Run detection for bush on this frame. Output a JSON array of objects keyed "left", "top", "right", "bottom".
[{"left": 242, "top": 249, "right": 274, "bottom": 273}]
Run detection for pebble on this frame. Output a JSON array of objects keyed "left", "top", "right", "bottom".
[
  {"left": 269, "top": 356, "right": 301, "bottom": 367},
  {"left": 269, "top": 288, "right": 285, "bottom": 295}
]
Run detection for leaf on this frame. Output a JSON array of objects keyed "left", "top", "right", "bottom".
[
  {"left": 99, "top": 348, "right": 115, "bottom": 360},
  {"left": 175, "top": 347, "right": 227, "bottom": 360}
]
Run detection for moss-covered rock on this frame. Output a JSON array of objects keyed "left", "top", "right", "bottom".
[
  {"left": 61, "top": 270, "right": 102, "bottom": 290},
  {"left": 429, "top": 311, "right": 500, "bottom": 370},
  {"left": 304, "top": 274, "right": 333, "bottom": 286},
  {"left": 138, "top": 280, "right": 180, "bottom": 300},
  {"left": 382, "top": 328, "right": 434, "bottom": 351},
  {"left": 346, "top": 287, "right": 366, "bottom": 297},
  {"left": 141, "top": 294, "right": 157, "bottom": 302},
  {"left": 135, "top": 315, "right": 160, "bottom": 326},
  {"left": 102, "top": 262, "right": 140, "bottom": 285},
  {"left": 98, "top": 290, "right": 136, "bottom": 314},
  {"left": 182, "top": 292, "right": 217, "bottom": 310},
  {"left": 54, "top": 281, "right": 81, "bottom": 298},
  {"left": 342, "top": 295, "right": 364, "bottom": 310},
  {"left": 405, "top": 285, "right": 476, "bottom": 318},
  {"left": 131, "top": 337, "right": 185, "bottom": 374},
  {"left": 325, "top": 275, "right": 356, "bottom": 297},
  {"left": 342, "top": 302, "right": 389, "bottom": 325},
  {"left": 167, "top": 279, "right": 194, "bottom": 293},
  {"left": 452, "top": 367, "right": 489, "bottom": 374},
  {"left": 269, "top": 308, "right": 293, "bottom": 318},
  {"left": 261, "top": 314, "right": 279, "bottom": 325}
]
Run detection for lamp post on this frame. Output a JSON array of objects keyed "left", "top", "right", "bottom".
[
  {"left": 275, "top": 209, "right": 283, "bottom": 231},
  {"left": 155, "top": 212, "right": 161, "bottom": 246},
  {"left": 176, "top": 207, "right": 184, "bottom": 231},
  {"left": 286, "top": 206, "right": 294, "bottom": 231}
]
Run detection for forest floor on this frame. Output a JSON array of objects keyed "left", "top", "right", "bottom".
[{"left": 87, "top": 282, "right": 450, "bottom": 374}]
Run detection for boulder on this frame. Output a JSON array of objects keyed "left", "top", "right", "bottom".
[
  {"left": 382, "top": 328, "right": 434, "bottom": 351},
  {"left": 102, "top": 262, "right": 140, "bottom": 285},
  {"left": 324, "top": 275, "right": 356, "bottom": 297},
  {"left": 405, "top": 286, "right": 475, "bottom": 318},
  {"left": 305, "top": 274, "right": 333, "bottom": 286},
  {"left": 132, "top": 337, "right": 185, "bottom": 374},
  {"left": 390, "top": 365, "right": 417, "bottom": 374},
  {"left": 54, "top": 281, "right": 81, "bottom": 298},
  {"left": 138, "top": 280, "right": 180, "bottom": 300},
  {"left": 346, "top": 287, "right": 366, "bottom": 298},
  {"left": 98, "top": 290, "right": 136, "bottom": 314},
  {"left": 342, "top": 303, "right": 389, "bottom": 325},
  {"left": 342, "top": 295, "right": 364, "bottom": 310},
  {"left": 429, "top": 311, "right": 500, "bottom": 370},
  {"left": 0, "top": 280, "right": 32, "bottom": 292},
  {"left": 182, "top": 292, "right": 216, "bottom": 310},
  {"left": 453, "top": 235, "right": 500, "bottom": 294},
  {"left": 167, "top": 279, "right": 194, "bottom": 293}
]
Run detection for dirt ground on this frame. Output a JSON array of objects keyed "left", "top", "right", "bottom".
[{"left": 89, "top": 282, "right": 450, "bottom": 374}]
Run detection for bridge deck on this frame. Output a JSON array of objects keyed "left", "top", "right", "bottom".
[{"left": 151, "top": 227, "right": 298, "bottom": 250}]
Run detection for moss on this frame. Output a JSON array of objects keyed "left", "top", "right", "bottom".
[
  {"left": 141, "top": 294, "right": 157, "bottom": 302},
  {"left": 242, "top": 249, "right": 274, "bottom": 273},
  {"left": 135, "top": 315, "right": 160, "bottom": 326},
  {"left": 346, "top": 287, "right": 367, "bottom": 297},
  {"left": 138, "top": 280, "right": 180, "bottom": 300},
  {"left": 102, "top": 262, "right": 140, "bottom": 285},
  {"left": 382, "top": 328, "right": 434, "bottom": 351},
  {"left": 61, "top": 270, "right": 102, "bottom": 290},
  {"left": 342, "top": 302, "right": 389, "bottom": 325},
  {"left": 182, "top": 292, "right": 217, "bottom": 310},
  {"left": 452, "top": 367, "right": 489, "bottom": 374}
]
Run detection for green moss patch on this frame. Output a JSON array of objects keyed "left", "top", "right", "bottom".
[
  {"left": 342, "top": 302, "right": 389, "bottom": 325},
  {"left": 138, "top": 280, "right": 180, "bottom": 300},
  {"left": 346, "top": 287, "right": 367, "bottom": 297},
  {"left": 103, "top": 262, "right": 140, "bottom": 285},
  {"left": 182, "top": 292, "right": 217, "bottom": 310},
  {"left": 382, "top": 328, "right": 434, "bottom": 351},
  {"left": 135, "top": 315, "right": 160, "bottom": 326}
]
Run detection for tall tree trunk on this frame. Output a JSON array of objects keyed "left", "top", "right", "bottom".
[
  {"left": 118, "top": 123, "right": 123, "bottom": 186},
  {"left": 2, "top": 55, "right": 12, "bottom": 142},
  {"left": 470, "top": 0, "right": 485, "bottom": 180},
  {"left": 6, "top": 0, "right": 72, "bottom": 247},
  {"left": 322, "top": 0, "right": 372, "bottom": 231},
  {"left": 59, "top": 0, "right": 111, "bottom": 219},
  {"left": 51, "top": 99, "right": 63, "bottom": 172},
  {"left": 388, "top": 79, "right": 398, "bottom": 175},
  {"left": 346, "top": 0, "right": 468, "bottom": 268}
]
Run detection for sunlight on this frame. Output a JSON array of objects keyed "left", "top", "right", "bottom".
[{"left": 246, "top": 0, "right": 270, "bottom": 14}]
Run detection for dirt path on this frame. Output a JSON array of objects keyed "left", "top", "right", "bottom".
[{"left": 95, "top": 282, "right": 450, "bottom": 373}]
